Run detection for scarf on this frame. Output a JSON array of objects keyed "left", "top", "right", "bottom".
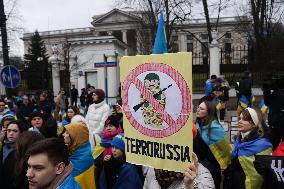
[
  {"left": 47, "top": 163, "right": 73, "bottom": 189},
  {"left": 101, "top": 127, "right": 122, "bottom": 157},
  {"left": 154, "top": 169, "right": 184, "bottom": 189}
]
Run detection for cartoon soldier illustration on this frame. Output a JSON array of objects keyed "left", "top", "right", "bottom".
[{"left": 139, "top": 73, "right": 166, "bottom": 128}]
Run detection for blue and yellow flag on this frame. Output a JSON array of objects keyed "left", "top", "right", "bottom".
[
  {"left": 239, "top": 95, "right": 250, "bottom": 108},
  {"left": 232, "top": 137, "right": 272, "bottom": 189},
  {"left": 152, "top": 11, "right": 168, "bottom": 54},
  {"left": 215, "top": 99, "right": 222, "bottom": 110},
  {"left": 258, "top": 99, "right": 268, "bottom": 113},
  {"left": 69, "top": 142, "right": 96, "bottom": 189},
  {"left": 79, "top": 105, "right": 87, "bottom": 116},
  {"left": 196, "top": 120, "right": 231, "bottom": 170}
]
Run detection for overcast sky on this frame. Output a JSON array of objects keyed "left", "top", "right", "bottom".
[
  {"left": 19, "top": 0, "right": 116, "bottom": 32},
  {"left": 8, "top": 0, "right": 245, "bottom": 56}
]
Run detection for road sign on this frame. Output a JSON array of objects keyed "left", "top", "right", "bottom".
[
  {"left": 94, "top": 61, "right": 117, "bottom": 68},
  {"left": 0, "top": 65, "right": 21, "bottom": 88}
]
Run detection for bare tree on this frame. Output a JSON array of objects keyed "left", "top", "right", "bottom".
[
  {"left": 115, "top": 0, "right": 192, "bottom": 53},
  {"left": 4, "top": 0, "right": 24, "bottom": 56}
]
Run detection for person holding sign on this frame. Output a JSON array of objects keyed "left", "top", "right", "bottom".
[
  {"left": 193, "top": 98, "right": 231, "bottom": 189},
  {"left": 223, "top": 108, "right": 272, "bottom": 189},
  {"left": 143, "top": 153, "right": 215, "bottom": 189}
]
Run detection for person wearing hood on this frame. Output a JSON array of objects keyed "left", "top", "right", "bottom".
[
  {"left": 62, "top": 122, "right": 96, "bottom": 189},
  {"left": 0, "top": 99, "right": 15, "bottom": 124},
  {"left": 85, "top": 89, "right": 111, "bottom": 148},
  {"left": 0, "top": 120, "right": 27, "bottom": 189}
]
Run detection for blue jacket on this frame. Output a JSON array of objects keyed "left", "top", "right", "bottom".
[
  {"left": 99, "top": 162, "right": 142, "bottom": 189},
  {"left": 205, "top": 79, "right": 214, "bottom": 96},
  {"left": 57, "top": 174, "right": 81, "bottom": 189}
]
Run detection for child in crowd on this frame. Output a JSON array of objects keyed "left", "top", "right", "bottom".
[
  {"left": 99, "top": 133, "right": 143, "bottom": 189},
  {"left": 94, "top": 115, "right": 123, "bottom": 187}
]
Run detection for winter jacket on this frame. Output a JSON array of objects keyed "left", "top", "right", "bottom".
[
  {"left": 143, "top": 163, "right": 215, "bottom": 189},
  {"left": 57, "top": 174, "right": 82, "bottom": 189},
  {"left": 0, "top": 141, "right": 17, "bottom": 189},
  {"left": 264, "top": 89, "right": 284, "bottom": 129},
  {"left": 272, "top": 141, "right": 284, "bottom": 156},
  {"left": 85, "top": 101, "right": 110, "bottom": 148},
  {"left": 99, "top": 160, "right": 142, "bottom": 189},
  {"left": 205, "top": 79, "right": 214, "bottom": 96},
  {"left": 238, "top": 78, "right": 252, "bottom": 98}
]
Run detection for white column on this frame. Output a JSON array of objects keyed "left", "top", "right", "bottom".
[
  {"left": 210, "top": 31, "right": 220, "bottom": 77},
  {"left": 106, "top": 55, "right": 118, "bottom": 103},
  {"left": 122, "top": 30, "right": 128, "bottom": 55},
  {"left": 179, "top": 33, "right": 187, "bottom": 52},
  {"left": 136, "top": 30, "right": 141, "bottom": 55},
  {"left": 50, "top": 57, "right": 61, "bottom": 97}
]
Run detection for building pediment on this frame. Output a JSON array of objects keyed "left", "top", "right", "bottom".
[{"left": 92, "top": 8, "right": 141, "bottom": 26}]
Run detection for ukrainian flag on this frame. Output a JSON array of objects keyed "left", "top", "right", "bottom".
[
  {"left": 79, "top": 105, "right": 87, "bottom": 116},
  {"left": 258, "top": 99, "right": 268, "bottom": 113},
  {"left": 231, "top": 137, "right": 272, "bottom": 189},
  {"left": 215, "top": 99, "right": 222, "bottom": 110},
  {"left": 251, "top": 95, "right": 256, "bottom": 103},
  {"left": 152, "top": 11, "right": 168, "bottom": 54},
  {"left": 196, "top": 120, "right": 231, "bottom": 170},
  {"left": 239, "top": 95, "right": 250, "bottom": 108},
  {"left": 69, "top": 142, "right": 96, "bottom": 189}
]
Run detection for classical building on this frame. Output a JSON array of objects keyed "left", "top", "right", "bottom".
[{"left": 22, "top": 8, "right": 250, "bottom": 100}]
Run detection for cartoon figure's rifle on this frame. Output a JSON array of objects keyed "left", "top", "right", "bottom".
[{"left": 133, "top": 84, "right": 172, "bottom": 112}]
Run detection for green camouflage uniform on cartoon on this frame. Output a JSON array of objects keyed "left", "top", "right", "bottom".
[{"left": 140, "top": 73, "right": 166, "bottom": 128}]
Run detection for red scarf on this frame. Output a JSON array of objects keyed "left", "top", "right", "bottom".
[{"left": 101, "top": 127, "right": 122, "bottom": 157}]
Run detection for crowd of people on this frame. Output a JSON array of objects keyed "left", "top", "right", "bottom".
[{"left": 0, "top": 72, "right": 283, "bottom": 189}]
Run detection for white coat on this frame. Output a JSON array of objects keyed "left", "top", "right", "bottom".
[{"left": 85, "top": 101, "right": 111, "bottom": 148}]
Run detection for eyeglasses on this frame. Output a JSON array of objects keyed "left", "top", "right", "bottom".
[
  {"left": 0, "top": 104, "right": 5, "bottom": 107},
  {"left": 7, "top": 129, "right": 19, "bottom": 133}
]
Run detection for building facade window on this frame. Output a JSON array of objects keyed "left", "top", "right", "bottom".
[
  {"left": 186, "top": 34, "right": 193, "bottom": 52},
  {"left": 225, "top": 43, "right": 231, "bottom": 53},
  {"left": 172, "top": 35, "right": 179, "bottom": 52},
  {"left": 201, "top": 34, "right": 208, "bottom": 40},
  {"left": 225, "top": 32, "right": 231, "bottom": 39},
  {"left": 187, "top": 43, "right": 193, "bottom": 52}
]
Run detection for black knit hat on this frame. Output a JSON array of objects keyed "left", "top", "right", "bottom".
[
  {"left": 93, "top": 89, "right": 105, "bottom": 104},
  {"left": 105, "top": 115, "right": 119, "bottom": 128},
  {"left": 29, "top": 111, "right": 43, "bottom": 120}
]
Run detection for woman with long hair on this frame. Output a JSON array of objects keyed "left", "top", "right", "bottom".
[
  {"left": 193, "top": 98, "right": 231, "bottom": 189},
  {"left": 62, "top": 106, "right": 80, "bottom": 126},
  {"left": 0, "top": 120, "right": 27, "bottom": 189},
  {"left": 14, "top": 131, "right": 44, "bottom": 189},
  {"left": 223, "top": 108, "right": 272, "bottom": 189}
]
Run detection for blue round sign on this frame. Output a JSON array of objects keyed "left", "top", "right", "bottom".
[{"left": 0, "top": 65, "right": 21, "bottom": 88}]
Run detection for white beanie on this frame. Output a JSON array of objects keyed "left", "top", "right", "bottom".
[{"left": 71, "top": 115, "right": 87, "bottom": 125}]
